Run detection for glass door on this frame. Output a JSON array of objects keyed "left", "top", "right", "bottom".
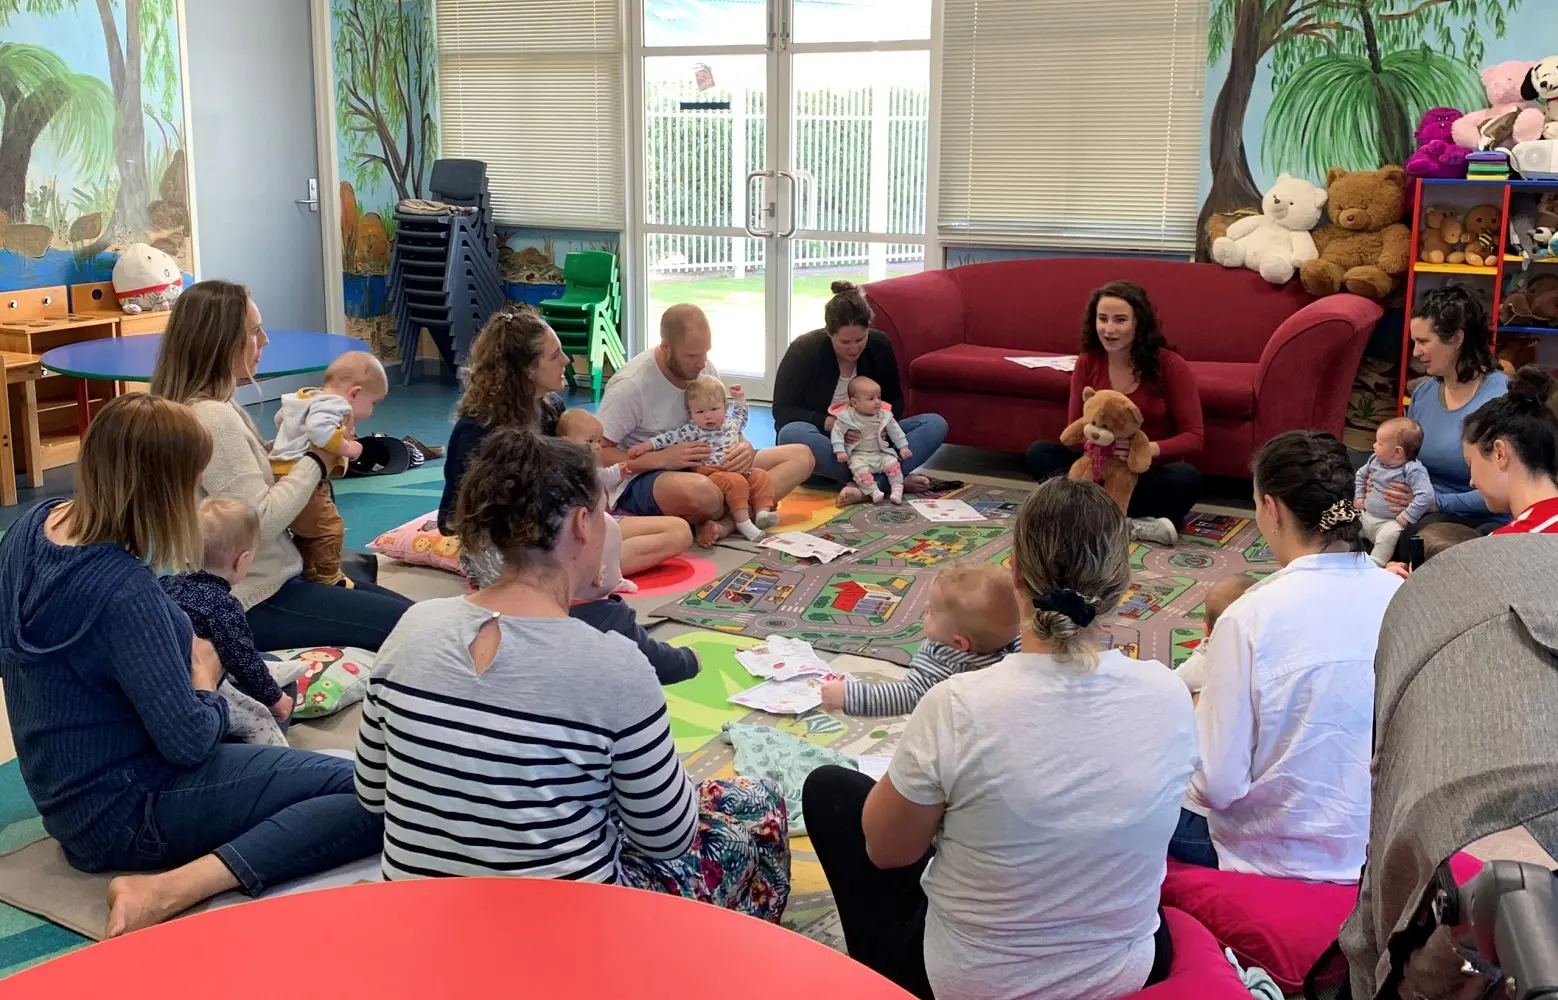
[{"left": 634, "top": 0, "right": 931, "bottom": 398}]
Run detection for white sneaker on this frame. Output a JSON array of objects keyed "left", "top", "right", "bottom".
[{"left": 1128, "top": 517, "right": 1179, "bottom": 546}]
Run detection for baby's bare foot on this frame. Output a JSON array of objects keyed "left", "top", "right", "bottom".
[{"left": 694, "top": 520, "right": 723, "bottom": 547}]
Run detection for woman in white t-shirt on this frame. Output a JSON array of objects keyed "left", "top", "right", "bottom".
[
  {"left": 1168, "top": 430, "right": 1400, "bottom": 881},
  {"left": 803, "top": 477, "right": 1197, "bottom": 1000}
]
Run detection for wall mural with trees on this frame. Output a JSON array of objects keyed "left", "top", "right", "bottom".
[
  {"left": 0, "top": 0, "right": 190, "bottom": 292},
  {"left": 333, "top": 0, "right": 437, "bottom": 360},
  {"left": 1197, "top": 0, "right": 1541, "bottom": 260}
]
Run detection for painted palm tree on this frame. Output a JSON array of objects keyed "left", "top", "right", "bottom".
[{"left": 0, "top": 41, "right": 115, "bottom": 225}]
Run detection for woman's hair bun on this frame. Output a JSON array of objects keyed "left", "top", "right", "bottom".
[
  {"left": 829, "top": 280, "right": 859, "bottom": 296},
  {"left": 1507, "top": 364, "right": 1557, "bottom": 410}
]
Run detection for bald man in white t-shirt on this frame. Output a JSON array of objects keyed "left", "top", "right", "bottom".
[{"left": 597, "top": 304, "right": 815, "bottom": 544}]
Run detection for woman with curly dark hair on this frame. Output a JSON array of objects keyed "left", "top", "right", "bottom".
[
  {"left": 437, "top": 308, "right": 691, "bottom": 576},
  {"left": 1023, "top": 281, "right": 1205, "bottom": 544}
]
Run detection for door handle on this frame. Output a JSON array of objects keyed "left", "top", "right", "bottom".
[
  {"left": 745, "top": 170, "right": 776, "bottom": 237},
  {"left": 774, "top": 170, "right": 798, "bottom": 239},
  {"left": 295, "top": 178, "right": 319, "bottom": 212}
]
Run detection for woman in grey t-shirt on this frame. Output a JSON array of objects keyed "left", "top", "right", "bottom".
[{"left": 354, "top": 429, "right": 789, "bottom": 915}]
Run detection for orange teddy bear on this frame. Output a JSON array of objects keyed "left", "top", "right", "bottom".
[{"left": 1059, "top": 388, "right": 1152, "bottom": 512}]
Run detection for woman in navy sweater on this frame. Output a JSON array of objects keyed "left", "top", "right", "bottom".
[{"left": 0, "top": 395, "right": 382, "bottom": 937}]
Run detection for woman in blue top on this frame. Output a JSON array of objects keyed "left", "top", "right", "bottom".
[
  {"left": 0, "top": 395, "right": 383, "bottom": 938},
  {"left": 1376, "top": 286, "right": 1509, "bottom": 560}
]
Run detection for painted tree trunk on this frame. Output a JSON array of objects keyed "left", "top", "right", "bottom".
[
  {"left": 92, "top": 0, "right": 153, "bottom": 243},
  {"left": 1196, "top": 0, "right": 1265, "bottom": 261},
  {"left": 0, "top": 85, "right": 71, "bottom": 222},
  {"left": 1362, "top": 10, "right": 1412, "bottom": 167}
]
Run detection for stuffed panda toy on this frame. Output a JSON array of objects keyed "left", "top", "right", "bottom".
[{"left": 111, "top": 243, "right": 182, "bottom": 314}]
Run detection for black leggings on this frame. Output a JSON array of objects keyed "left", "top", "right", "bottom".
[
  {"left": 802, "top": 765, "right": 1172, "bottom": 998},
  {"left": 1024, "top": 440, "right": 1202, "bottom": 524}
]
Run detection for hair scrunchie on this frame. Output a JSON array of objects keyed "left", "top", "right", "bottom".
[
  {"left": 1033, "top": 588, "right": 1097, "bottom": 628},
  {"left": 1317, "top": 499, "right": 1360, "bottom": 532}
]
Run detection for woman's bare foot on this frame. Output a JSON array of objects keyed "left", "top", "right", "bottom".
[
  {"left": 106, "top": 874, "right": 182, "bottom": 938},
  {"left": 835, "top": 485, "right": 865, "bottom": 507},
  {"left": 903, "top": 474, "right": 932, "bottom": 494},
  {"left": 694, "top": 520, "right": 723, "bottom": 547}
]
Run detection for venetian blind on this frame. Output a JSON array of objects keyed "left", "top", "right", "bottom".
[
  {"left": 437, "top": 0, "right": 625, "bottom": 229},
  {"left": 937, "top": 0, "right": 1208, "bottom": 252}
]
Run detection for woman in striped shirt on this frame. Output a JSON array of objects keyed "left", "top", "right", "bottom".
[
  {"left": 354, "top": 429, "right": 789, "bottom": 917},
  {"left": 1463, "top": 366, "right": 1558, "bottom": 536}
]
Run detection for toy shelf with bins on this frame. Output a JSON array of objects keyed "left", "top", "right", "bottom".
[{"left": 1398, "top": 177, "right": 1558, "bottom": 411}]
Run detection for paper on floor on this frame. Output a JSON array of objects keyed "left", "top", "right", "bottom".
[
  {"left": 856, "top": 753, "right": 893, "bottom": 782},
  {"left": 1005, "top": 355, "right": 1077, "bottom": 372},
  {"left": 735, "top": 636, "right": 833, "bottom": 681},
  {"left": 910, "top": 498, "right": 986, "bottom": 522},
  {"left": 730, "top": 671, "right": 852, "bottom": 715},
  {"left": 759, "top": 531, "right": 856, "bottom": 563}
]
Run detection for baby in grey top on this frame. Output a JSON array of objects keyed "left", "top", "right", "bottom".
[{"left": 1353, "top": 416, "right": 1434, "bottom": 566}]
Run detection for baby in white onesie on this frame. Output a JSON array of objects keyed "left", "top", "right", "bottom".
[{"left": 831, "top": 376, "right": 911, "bottom": 504}]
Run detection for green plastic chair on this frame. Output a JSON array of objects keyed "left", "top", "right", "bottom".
[{"left": 540, "top": 251, "right": 625, "bottom": 402}]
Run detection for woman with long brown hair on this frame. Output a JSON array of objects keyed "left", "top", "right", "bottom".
[
  {"left": 0, "top": 395, "right": 383, "bottom": 937},
  {"left": 150, "top": 280, "right": 411, "bottom": 650},
  {"left": 437, "top": 307, "right": 692, "bottom": 574},
  {"left": 1024, "top": 281, "right": 1205, "bottom": 545}
]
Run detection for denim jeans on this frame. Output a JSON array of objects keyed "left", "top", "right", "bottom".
[
  {"left": 247, "top": 574, "right": 412, "bottom": 652},
  {"left": 777, "top": 413, "right": 949, "bottom": 491},
  {"left": 105, "top": 744, "right": 383, "bottom": 895},
  {"left": 1166, "top": 807, "right": 1219, "bottom": 869}
]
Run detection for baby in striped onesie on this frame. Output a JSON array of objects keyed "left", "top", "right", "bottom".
[{"left": 820, "top": 564, "right": 1022, "bottom": 716}]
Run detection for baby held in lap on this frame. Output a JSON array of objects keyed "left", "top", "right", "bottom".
[
  {"left": 1177, "top": 575, "right": 1257, "bottom": 695},
  {"left": 556, "top": 409, "right": 635, "bottom": 597}
]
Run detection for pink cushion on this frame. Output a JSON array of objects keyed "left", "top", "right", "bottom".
[
  {"left": 1123, "top": 907, "right": 1252, "bottom": 999},
  {"left": 1158, "top": 861, "right": 1356, "bottom": 993},
  {"left": 368, "top": 510, "right": 463, "bottom": 574}
]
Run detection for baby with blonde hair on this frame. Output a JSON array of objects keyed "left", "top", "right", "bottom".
[{"left": 821, "top": 563, "right": 1020, "bottom": 715}]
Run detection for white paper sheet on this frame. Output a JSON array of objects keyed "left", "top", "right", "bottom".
[
  {"left": 734, "top": 636, "right": 834, "bottom": 681},
  {"left": 729, "top": 671, "right": 851, "bottom": 715},
  {"left": 910, "top": 498, "right": 987, "bottom": 522},
  {"left": 758, "top": 531, "right": 856, "bottom": 563},
  {"left": 1005, "top": 355, "right": 1077, "bottom": 372},
  {"left": 855, "top": 753, "right": 894, "bottom": 782}
]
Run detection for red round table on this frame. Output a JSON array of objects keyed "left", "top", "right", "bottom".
[{"left": 0, "top": 878, "right": 914, "bottom": 999}]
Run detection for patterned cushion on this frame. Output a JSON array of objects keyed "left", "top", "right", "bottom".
[
  {"left": 368, "top": 510, "right": 462, "bottom": 574},
  {"left": 261, "top": 646, "right": 375, "bottom": 720}
]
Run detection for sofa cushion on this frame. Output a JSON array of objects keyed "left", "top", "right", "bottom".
[
  {"left": 1188, "top": 362, "right": 1257, "bottom": 420},
  {"left": 909, "top": 344, "right": 1071, "bottom": 400}
]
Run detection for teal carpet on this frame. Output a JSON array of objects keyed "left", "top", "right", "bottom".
[{"left": 0, "top": 761, "right": 88, "bottom": 975}]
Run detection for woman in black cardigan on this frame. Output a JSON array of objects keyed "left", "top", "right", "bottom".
[{"left": 774, "top": 281, "right": 948, "bottom": 504}]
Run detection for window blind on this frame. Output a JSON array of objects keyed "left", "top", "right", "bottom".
[
  {"left": 437, "top": 0, "right": 625, "bottom": 229},
  {"left": 937, "top": 0, "right": 1208, "bottom": 252}
]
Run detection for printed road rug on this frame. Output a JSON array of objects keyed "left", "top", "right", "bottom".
[{"left": 656, "top": 484, "right": 1280, "bottom": 668}]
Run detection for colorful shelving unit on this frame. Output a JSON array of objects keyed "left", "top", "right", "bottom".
[{"left": 1398, "top": 177, "right": 1558, "bottom": 411}]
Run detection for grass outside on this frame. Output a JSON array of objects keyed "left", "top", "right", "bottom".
[{"left": 648, "top": 266, "right": 919, "bottom": 375}]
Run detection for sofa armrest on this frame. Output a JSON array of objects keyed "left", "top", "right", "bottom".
[
  {"left": 865, "top": 270, "right": 968, "bottom": 401},
  {"left": 1252, "top": 294, "right": 1384, "bottom": 445}
]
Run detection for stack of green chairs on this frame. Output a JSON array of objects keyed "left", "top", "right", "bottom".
[{"left": 538, "top": 250, "right": 625, "bottom": 402}]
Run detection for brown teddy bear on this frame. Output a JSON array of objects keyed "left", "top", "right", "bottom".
[
  {"left": 1419, "top": 207, "right": 1466, "bottom": 264},
  {"left": 1059, "top": 387, "right": 1152, "bottom": 512},
  {"left": 1300, "top": 166, "right": 1412, "bottom": 300},
  {"left": 1460, "top": 203, "right": 1503, "bottom": 267},
  {"left": 1500, "top": 273, "right": 1558, "bottom": 327}
]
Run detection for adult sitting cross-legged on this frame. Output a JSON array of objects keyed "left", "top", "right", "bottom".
[{"left": 596, "top": 304, "right": 815, "bottom": 544}]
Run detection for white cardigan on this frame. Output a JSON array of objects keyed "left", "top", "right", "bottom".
[{"left": 190, "top": 399, "right": 322, "bottom": 609}]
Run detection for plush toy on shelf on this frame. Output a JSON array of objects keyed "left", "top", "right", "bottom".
[
  {"left": 111, "top": 242, "right": 182, "bottom": 314},
  {"left": 1461, "top": 204, "right": 1503, "bottom": 267},
  {"left": 1453, "top": 60, "right": 1546, "bottom": 150},
  {"left": 1299, "top": 166, "right": 1411, "bottom": 300},
  {"left": 1523, "top": 55, "right": 1558, "bottom": 140},
  {"left": 1405, "top": 108, "right": 1468, "bottom": 179},
  {"left": 1209, "top": 173, "right": 1327, "bottom": 284},
  {"left": 1499, "top": 272, "right": 1558, "bottom": 328},
  {"left": 1419, "top": 207, "right": 1466, "bottom": 264}
]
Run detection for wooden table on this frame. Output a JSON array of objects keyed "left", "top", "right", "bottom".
[
  {"left": 0, "top": 352, "right": 43, "bottom": 507},
  {"left": 0, "top": 878, "right": 915, "bottom": 999}
]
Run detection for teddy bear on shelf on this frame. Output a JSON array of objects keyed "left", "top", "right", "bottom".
[
  {"left": 1524, "top": 55, "right": 1558, "bottom": 140},
  {"left": 1406, "top": 108, "right": 1469, "bottom": 179},
  {"left": 1059, "top": 387, "right": 1151, "bottom": 512},
  {"left": 1300, "top": 166, "right": 1411, "bottom": 300},
  {"left": 1454, "top": 60, "right": 1547, "bottom": 150},
  {"left": 1419, "top": 207, "right": 1466, "bottom": 264},
  {"left": 111, "top": 242, "right": 182, "bottom": 314},
  {"left": 1500, "top": 273, "right": 1558, "bottom": 327},
  {"left": 1210, "top": 173, "right": 1327, "bottom": 284},
  {"left": 1461, "top": 204, "right": 1503, "bottom": 267}
]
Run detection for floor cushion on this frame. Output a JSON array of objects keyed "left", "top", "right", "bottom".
[
  {"left": 1158, "top": 860, "right": 1356, "bottom": 993},
  {"left": 908, "top": 344, "right": 1073, "bottom": 399},
  {"left": 1122, "top": 907, "right": 1251, "bottom": 999},
  {"left": 368, "top": 510, "right": 462, "bottom": 574}
]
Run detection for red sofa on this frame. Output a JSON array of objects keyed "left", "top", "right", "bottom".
[{"left": 864, "top": 258, "right": 1383, "bottom": 478}]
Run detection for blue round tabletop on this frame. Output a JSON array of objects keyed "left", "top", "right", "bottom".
[{"left": 40, "top": 330, "right": 367, "bottom": 382}]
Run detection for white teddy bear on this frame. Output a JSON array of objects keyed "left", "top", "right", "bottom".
[{"left": 1211, "top": 174, "right": 1328, "bottom": 285}]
